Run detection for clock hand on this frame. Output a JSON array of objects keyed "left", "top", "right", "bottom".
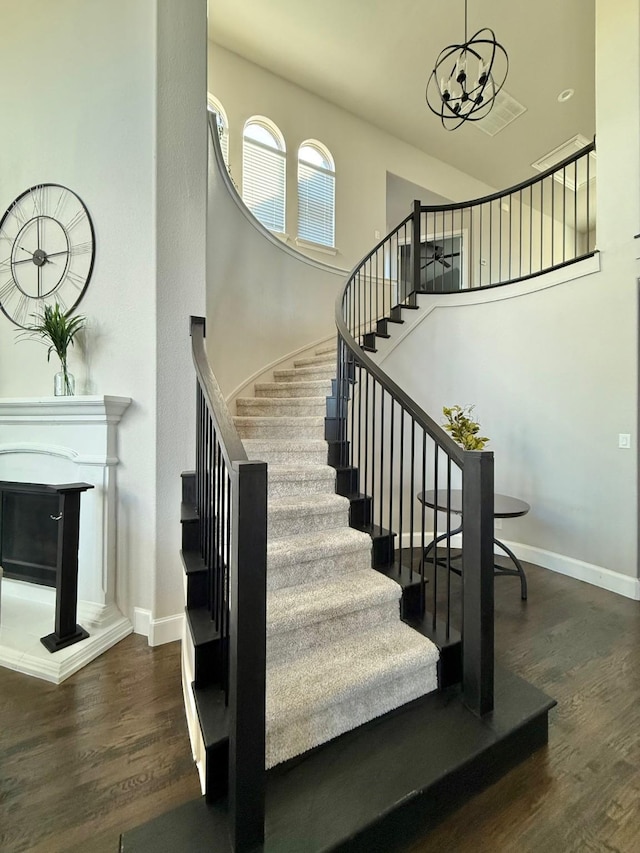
[{"left": 18, "top": 246, "right": 35, "bottom": 257}]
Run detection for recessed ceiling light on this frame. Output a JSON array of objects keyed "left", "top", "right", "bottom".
[{"left": 557, "top": 88, "right": 575, "bottom": 103}]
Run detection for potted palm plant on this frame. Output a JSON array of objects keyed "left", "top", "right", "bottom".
[{"left": 21, "top": 303, "right": 86, "bottom": 396}]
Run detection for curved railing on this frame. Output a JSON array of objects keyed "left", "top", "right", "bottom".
[
  {"left": 346, "top": 141, "right": 596, "bottom": 346},
  {"left": 190, "top": 316, "right": 266, "bottom": 851},
  {"left": 333, "top": 146, "right": 595, "bottom": 716},
  {"left": 335, "top": 289, "right": 496, "bottom": 717}
]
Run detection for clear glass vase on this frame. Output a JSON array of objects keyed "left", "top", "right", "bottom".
[{"left": 54, "top": 368, "right": 75, "bottom": 396}]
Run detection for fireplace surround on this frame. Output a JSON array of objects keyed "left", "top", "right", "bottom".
[{"left": 0, "top": 396, "right": 132, "bottom": 682}]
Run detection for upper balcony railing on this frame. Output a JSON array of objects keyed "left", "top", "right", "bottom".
[{"left": 349, "top": 140, "right": 595, "bottom": 320}]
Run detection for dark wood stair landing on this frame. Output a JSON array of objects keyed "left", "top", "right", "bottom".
[{"left": 120, "top": 666, "right": 555, "bottom": 853}]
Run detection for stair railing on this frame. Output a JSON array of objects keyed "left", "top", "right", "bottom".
[
  {"left": 190, "top": 315, "right": 266, "bottom": 852},
  {"left": 406, "top": 139, "right": 596, "bottom": 299},
  {"left": 336, "top": 255, "right": 496, "bottom": 717}
]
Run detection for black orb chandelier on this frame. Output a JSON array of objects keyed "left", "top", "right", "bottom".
[{"left": 425, "top": 0, "right": 509, "bottom": 131}]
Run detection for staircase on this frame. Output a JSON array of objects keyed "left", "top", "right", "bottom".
[{"left": 233, "top": 343, "right": 439, "bottom": 768}]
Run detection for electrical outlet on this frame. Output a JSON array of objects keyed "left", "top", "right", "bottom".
[
  {"left": 374, "top": 229, "right": 381, "bottom": 239},
  {"left": 619, "top": 433, "right": 632, "bottom": 449},
  {"left": 494, "top": 518, "right": 503, "bottom": 530}
]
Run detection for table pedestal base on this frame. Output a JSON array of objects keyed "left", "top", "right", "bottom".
[{"left": 422, "top": 528, "right": 528, "bottom": 601}]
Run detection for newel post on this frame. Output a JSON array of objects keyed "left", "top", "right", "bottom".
[
  {"left": 461, "top": 450, "right": 494, "bottom": 716},
  {"left": 228, "top": 459, "right": 267, "bottom": 852},
  {"left": 411, "top": 199, "right": 422, "bottom": 299}
]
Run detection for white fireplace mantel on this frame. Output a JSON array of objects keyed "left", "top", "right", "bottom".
[{"left": 0, "top": 395, "right": 133, "bottom": 683}]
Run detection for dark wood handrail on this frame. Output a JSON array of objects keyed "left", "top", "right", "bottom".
[
  {"left": 190, "top": 315, "right": 247, "bottom": 467},
  {"left": 420, "top": 139, "right": 596, "bottom": 213}
]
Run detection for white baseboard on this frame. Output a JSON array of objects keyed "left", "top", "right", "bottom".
[
  {"left": 398, "top": 532, "right": 640, "bottom": 600},
  {"left": 133, "top": 608, "right": 184, "bottom": 646}
]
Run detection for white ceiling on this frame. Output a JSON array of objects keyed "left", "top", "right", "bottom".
[{"left": 207, "top": 0, "right": 595, "bottom": 191}]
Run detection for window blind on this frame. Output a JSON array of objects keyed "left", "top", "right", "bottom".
[
  {"left": 242, "top": 138, "right": 286, "bottom": 233},
  {"left": 298, "top": 161, "right": 335, "bottom": 247}
]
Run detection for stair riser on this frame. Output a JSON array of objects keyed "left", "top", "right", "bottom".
[
  {"left": 267, "top": 546, "right": 372, "bottom": 591},
  {"left": 268, "top": 508, "right": 348, "bottom": 539},
  {"left": 267, "top": 601, "right": 399, "bottom": 665},
  {"left": 255, "top": 381, "right": 333, "bottom": 398},
  {"left": 236, "top": 422, "right": 325, "bottom": 440},
  {"left": 236, "top": 400, "right": 327, "bottom": 417}
]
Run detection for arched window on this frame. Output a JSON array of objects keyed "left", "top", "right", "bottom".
[
  {"left": 207, "top": 95, "right": 229, "bottom": 167},
  {"left": 242, "top": 117, "right": 286, "bottom": 233},
  {"left": 297, "top": 141, "right": 335, "bottom": 247}
]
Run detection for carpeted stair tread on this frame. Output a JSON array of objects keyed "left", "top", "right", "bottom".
[
  {"left": 268, "top": 526, "right": 371, "bottom": 568},
  {"left": 268, "top": 492, "right": 349, "bottom": 538},
  {"left": 243, "top": 439, "right": 328, "bottom": 465},
  {"left": 265, "top": 622, "right": 439, "bottom": 765},
  {"left": 293, "top": 353, "right": 336, "bottom": 368},
  {"left": 267, "top": 621, "right": 437, "bottom": 718},
  {"left": 234, "top": 415, "right": 325, "bottom": 440},
  {"left": 267, "top": 570, "right": 400, "bottom": 637},
  {"left": 267, "top": 464, "right": 336, "bottom": 498},
  {"left": 273, "top": 364, "right": 336, "bottom": 382},
  {"left": 236, "top": 396, "right": 327, "bottom": 417},
  {"left": 255, "top": 379, "right": 333, "bottom": 398},
  {"left": 269, "top": 491, "right": 349, "bottom": 514},
  {"left": 267, "top": 527, "right": 372, "bottom": 589}
]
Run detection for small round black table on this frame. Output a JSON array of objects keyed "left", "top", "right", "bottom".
[{"left": 417, "top": 489, "right": 529, "bottom": 600}]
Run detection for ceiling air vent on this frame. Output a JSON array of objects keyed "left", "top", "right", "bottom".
[
  {"left": 473, "top": 89, "right": 527, "bottom": 137},
  {"left": 531, "top": 134, "right": 596, "bottom": 191}
]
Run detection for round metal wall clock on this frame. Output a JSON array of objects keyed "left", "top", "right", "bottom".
[{"left": 0, "top": 183, "right": 95, "bottom": 329}]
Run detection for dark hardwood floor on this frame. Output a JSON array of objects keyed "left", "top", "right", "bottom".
[
  {"left": 0, "top": 635, "right": 200, "bottom": 853},
  {"left": 2, "top": 560, "right": 640, "bottom": 852}
]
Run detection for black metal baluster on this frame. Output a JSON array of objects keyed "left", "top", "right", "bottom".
[
  {"left": 519, "top": 189, "right": 523, "bottom": 278},
  {"left": 389, "top": 401, "right": 395, "bottom": 540},
  {"left": 529, "top": 183, "right": 533, "bottom": 275},
  {"left": 551, "top": 175, "right": 555, "bottom": 265},
  {"left": 562, "top": 167, "right": 566, "bottom": 262},
  {"left": 586, "top": 148, "right": 591, "bottom": 251},
  {"left": 370, "top": 380, "right": 377, "bottom": 538},
  {"left": 479, "top": 203, "right": 483, "bottom": 286},
  {"left": 364, "top": 370, "right": 370, "bottom": 502},
  {"left": 540, "top": 177, "right": 544, "bottom": 271},
  {"left": 508, "top": 193, "right": 512, "bottom": 281},
  {"left": 432, "top": 444, "right": 438, "bottom": 628},
  {"left": 489, "top": 200, "right": 493, "bottom": 285},
  {"left": 398, "top": 408, "right": 405, "bottom": 573},
  {"left": 499, "top": 196, "right": 503, "bottom": 283},
  {"left": 409, "top": 418, "right": 415, "bottom": 579},
  {"left": 379, "top": 387, "right": 385, "bottom": 536},
  {"left": 574, "top": 159, "right": 578, "bottom": 259},
  {"left": 446, "top": 458, "right": 452, "bottom": 636},
  {"left": 420, "top": 430, "right": 427, "bottom": 614}
]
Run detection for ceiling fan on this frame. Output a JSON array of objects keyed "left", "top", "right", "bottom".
[{"left": 421, "top": 242, "right": 461, "bottom": 270}]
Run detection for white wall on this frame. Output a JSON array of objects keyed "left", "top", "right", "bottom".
[
  {"left": 1, "top": 0, "right": 207, "bottom": 632},
  {"left": 207, "top": 42, "right": 496, "bottom": 272},
  {"left": 206, "top": 124, "right": 345, "bottom": 398},
  {"left": 155, "top": 0, "right": 207, "bottom": 622}
]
